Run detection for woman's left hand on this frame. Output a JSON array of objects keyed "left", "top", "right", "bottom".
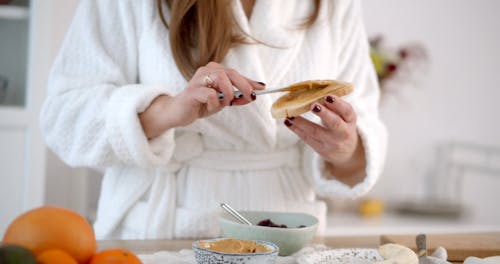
[{"left": 284, "top": 94, "right": 364, "bottom": 172}]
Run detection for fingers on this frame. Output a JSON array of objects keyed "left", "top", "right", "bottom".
[
  {"left": 206, "top": 62, "right": 264, "bottom": 88},
  {"left": 246, "top": 77, "right": 266, "bottom": 91},
  {"left": 192, "top": 61, "right": 265, "bottom": 112},
  {"left": 208, "top": 70, "right": 234, "bottom": 106},
  {"left": 224, "top": 68, "right": 255, "bottom": 102},
  {"left": 284, "top": 99, "right": 358, "bottom": 157},
  {"left": 309, "top": 103, "right": 349, "bottom": 139},
  {"left": 184, "top": 62, "right": 265, "bottom": 123},
  {"left": 193, "top": 87, "right": 222, "bottom": 112},
  {"left": 205, "top": 62, "right": 264, "bottom": 102},
  {"left": 322, "top": 95, "right": 356, "bottom": 123},
  {"left": 284, "top": 117, "right": 330, "bottom": 156}
]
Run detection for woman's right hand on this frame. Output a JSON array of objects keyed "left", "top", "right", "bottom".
[{"left": 139, "top": 62, "right": 265, "bottom": 139}]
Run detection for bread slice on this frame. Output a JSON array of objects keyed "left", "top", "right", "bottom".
[{"left": 271, "top": 80, "right": 354, "bottom": 118}]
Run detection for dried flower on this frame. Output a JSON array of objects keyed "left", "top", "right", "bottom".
[{"left": 369, "top": 35, "right": 429, "bottom": 97}]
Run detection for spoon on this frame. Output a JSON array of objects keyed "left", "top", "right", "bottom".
[{"left": 220, "top": 203, "right": 253, "bottom": 226}]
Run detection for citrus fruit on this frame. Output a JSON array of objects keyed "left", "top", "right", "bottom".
[
  {"left": 37, "top": 249, "right": 78, "bottom": 264},
  {"left": 89, "top": 249, "right": 142, "bottom": 264},
  {"left": 359, "top": 199, "right": 385, "bottom": 217},
  {"left": 0, "top": 245, "right": 37, "bottom": 264},
  {"left": 2, "top": 205, "right": 96, "bottom": 264}
]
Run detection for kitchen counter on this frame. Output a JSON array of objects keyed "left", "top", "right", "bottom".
[
  {"left": 98, "top": 232, "right": 500, "bottom": 263},
  {"left": 325, "top": 211, "right": 500, "bottom": 236}
]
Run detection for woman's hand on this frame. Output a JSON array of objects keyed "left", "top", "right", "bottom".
[
  {"left": 284, "top": 95, "right": 366, "bottom": 185},
  {"left": 140, "top": 62, "right": 264, "bottom": 138}
]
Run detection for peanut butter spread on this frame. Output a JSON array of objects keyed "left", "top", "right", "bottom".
[
  {"left": 270, "top": 79, "right": 354, "bottom": 119},
  {"left": 198, "top": 239, "right": 271, "bottom": 254},
  {"left": 283, "top": 86, "right": 321, "bottom": 101},
  {"left": 277, "top": 84, "right": 329, "bottom": 108}
]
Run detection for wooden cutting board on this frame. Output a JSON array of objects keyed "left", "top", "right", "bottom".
[{"left": 380, "top": 232, "right": 500, "bottom": 262}]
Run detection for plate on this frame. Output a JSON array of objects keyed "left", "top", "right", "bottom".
[{"left": 294, "top": 247, "right": 383, "bottom": 264}]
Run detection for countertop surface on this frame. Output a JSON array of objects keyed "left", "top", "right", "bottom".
[
  {"left": 97, "top": 233, "right": 500, "bottom": 263},
  {"left": 324, "top": 211, "right": 500, "bottom": 236}
]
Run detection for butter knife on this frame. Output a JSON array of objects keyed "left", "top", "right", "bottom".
[{"left": 217, "top": 86, "right": 289, "bottom": 100}]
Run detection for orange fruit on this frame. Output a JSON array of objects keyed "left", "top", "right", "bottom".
[
  {"left": 37, "top": 249, "right": 78, "bottom": 264},
  {"left": 89, "top": 249, "right": 142, "bottom": 264},
  {"left": 359, "top": 198, "right": 385, "bottom": 217},
  {"left": 2, "top": 206, "right": 96, "bottom": 264}
]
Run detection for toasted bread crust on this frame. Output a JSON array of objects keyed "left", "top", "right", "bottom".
[{"left": 271, "top": 80, "right": 353, "bottom": 118}]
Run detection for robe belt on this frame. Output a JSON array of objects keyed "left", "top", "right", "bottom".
[{"left": 187, "top": 147, "right": 301, "bottom": 171}]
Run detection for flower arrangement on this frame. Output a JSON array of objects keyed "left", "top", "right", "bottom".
[{"left": 369, "top": 35, "right": 428, "bottom": 97}]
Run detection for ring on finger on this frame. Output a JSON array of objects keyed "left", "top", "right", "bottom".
[{"left": 202, "top": 73, "right": 216, "bottom": 88}]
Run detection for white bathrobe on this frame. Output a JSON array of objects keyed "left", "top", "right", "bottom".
[{"left": 41, "top": 0, "right": 387, "bottom": 239}]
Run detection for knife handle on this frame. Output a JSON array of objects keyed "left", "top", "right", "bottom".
[
  {"left": 217, "top": 86, "right": 284, "bottom": 100},
  {"left": 416, "top": 233, "right": 428, "bottom": 257}
]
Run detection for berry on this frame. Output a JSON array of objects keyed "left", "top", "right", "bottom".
[
  {"left": 399, "top": 49, "right": 408, "bottom": 59},
  {"left": 386, "top": 63, "right": 397, "bottom": 73},
  {"left": 257, "top": 219, "right": 303, "bottom": 229}
]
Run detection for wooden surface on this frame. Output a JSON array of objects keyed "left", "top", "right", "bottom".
[{"left": 381, "top": 232, "right": 500, "bottom": 262}]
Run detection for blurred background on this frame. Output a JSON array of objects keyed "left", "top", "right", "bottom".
[{"left": 1, "top": 0, "right": 499, "bottom": 237}]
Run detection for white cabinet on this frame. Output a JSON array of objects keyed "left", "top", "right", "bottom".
[
  {"left": 0, "top": 0, "right": 79, "bottom": 237},
  {"left": 0, "top": 4, "right": 28, "bottom": 106}
]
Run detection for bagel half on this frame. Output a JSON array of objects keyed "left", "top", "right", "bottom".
[{"left": 270, "top": 80, "right": 354, "bottom": 118}]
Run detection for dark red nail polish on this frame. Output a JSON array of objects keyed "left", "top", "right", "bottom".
[
  {"left": 251, "top": 92, "right": 256, "bottom": 100},
  {"left": 257, "top": 82, "right": 266, "bottom": 86},
  {"left": 313, "top": 104, "right": 321, "bottom": 113},
  {"left": 284, "top": 119, "right": 292, "bottom": 127},
  {"left": 230, "top": 100, "right": 234, "bottom": 106},
  {"left": 325, "top": 96, "right": 334, "bottom": 103},
  {"left": 287, "top": 117, "right": 295, "bottom": 120}
]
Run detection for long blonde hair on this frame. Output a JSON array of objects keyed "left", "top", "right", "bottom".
[{"left": 158, "top": 0, "right": 321, "bottom": 80}]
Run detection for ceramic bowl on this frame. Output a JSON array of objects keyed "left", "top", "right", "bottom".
[
  {"left": 219, "top": 211, "right": 318, "bottom": 256},
  {"left": 192, "top": 238, "right": 279, "bottom": 264}
]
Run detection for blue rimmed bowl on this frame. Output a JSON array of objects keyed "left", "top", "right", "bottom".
[{"left": 192, "top": 238, "right": 279, "bottom": 264}]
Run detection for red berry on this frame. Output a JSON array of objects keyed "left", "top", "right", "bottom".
[
  {"left": 386, "top": 63, "right": 397, "bottom": 73},
  {"left": 399, "top": 49, "right": 408, "bottom": 59}
]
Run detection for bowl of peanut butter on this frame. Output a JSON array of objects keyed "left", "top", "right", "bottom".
[{"left": 193, "top": 238, "right": 279, "bottom": 264}]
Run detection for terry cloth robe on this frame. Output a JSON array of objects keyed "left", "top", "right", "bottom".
[{"left": 40, "top": 0, "right": 387, "bottom": 239}]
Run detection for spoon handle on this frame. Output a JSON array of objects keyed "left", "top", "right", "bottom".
[{"left": 220, "top": 203, "right": 253, "bottom": 226}]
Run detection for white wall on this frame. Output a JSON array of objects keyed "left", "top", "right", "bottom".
[
  {"left": 362, "top": 0, "right": 500, "bottom": 216},
  {"left": 41, "top": 0, "right": 102, "bottom": 221},
  {"left": 40, "top": 0, "right": 87, "bottom": 214}
]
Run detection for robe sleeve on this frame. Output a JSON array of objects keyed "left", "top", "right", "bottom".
[{"left": 40, "top": 0, "right": 176, "bottom": 169}]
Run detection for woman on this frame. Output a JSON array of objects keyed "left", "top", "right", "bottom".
[{"left": 41, "top": 0, "right": 387, "bottom": 239}]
